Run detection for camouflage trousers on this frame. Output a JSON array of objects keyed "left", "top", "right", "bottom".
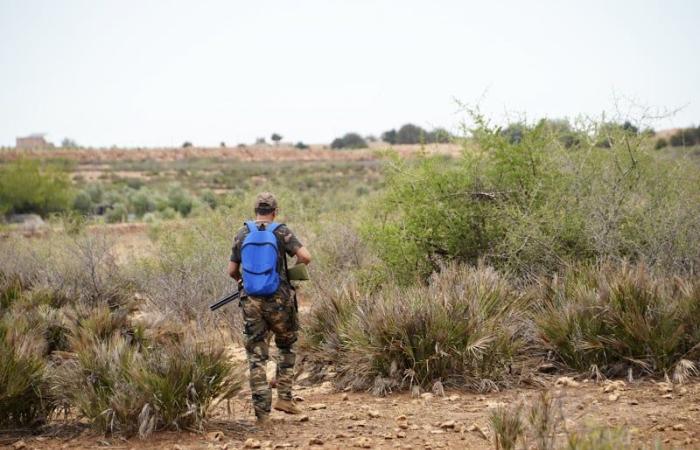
[{"left": 241, "top": 289, "right": 298, "bottom": 418}]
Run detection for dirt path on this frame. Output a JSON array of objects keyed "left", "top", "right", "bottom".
[{"left": 5, "top": 380, "right": 700, "bottom": 449}]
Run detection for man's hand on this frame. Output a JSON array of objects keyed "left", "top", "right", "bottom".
[
  {"left": 295, "top": 246, "right": 312, "bottom": 265},
  {"left": 227, "top": 261, "right": 241, "bottom": 280}
]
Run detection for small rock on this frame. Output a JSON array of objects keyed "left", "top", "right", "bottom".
[
  {"left": 603, "top": 380, "right": 626, "bottom": 393},
  {"left": 310, "top": 403, "right": 327, "bottom": 410},
  {"left": 430, "top": 430, "right": 445, "bottom": 434},
  {"left": 397, "top": 431, "right": 407, "bottom": 438},
  {"left": 12, "top": 441, "right": 27, "bottom": 450},
  {"left": 274, "top": 444, "right": 293, "bottom": 449},
  {"left": 298, "top": 415, "right": 310, "bottom": 422},
  {"left": 447, "top": 395, "right": 460, "bottom": 402},
  {"left": 440, "top": 420, "right": 456, "bottom": 429},
  {"left": 383, "top": 433, "right": 394, "bottom": 439},
  {"left": 662, "top": 393, "right": 673, "bottom": 399},
  {"left": 309, "top": 437, "right": 324, "bottom": 446},
  {"left": 398, "top": 422, "right": 409, "bottom": 430},
  {"left": 244, "top": 439, "right": 261, "bottom": 449},
  {"left": 353, "top": 436, "right": 372, "bottom": 448},
  {"left": 173, "top": 446, "right": 186, "bottom": 450},
  {"left": 293, "top": 395, "right": 305, "bottom": 402},
  {"left": 554, "top": 376, "right": 580, "bottom": 387},
  {"left": 420, "top": 393, "right": 434, "bottom": 401},
  {"left": 349, "top": 413, "right": 360, "bottom": 420},
  {"left": 468, "top": 423, "right": 489, "bottom": 440},
  {"left": 672, "top": 424, "right": 685, "bottom": 431},
  {"left": 335, "top": 432, "right": 349, "bottom": 438},
  {"left": 396, "top": 415, "right": 407, "bottom": 421},
  {"left": 628, "top": 398, "right": 639, "bottom": 405},
  {"left": 342, "top": 393, "right": 349, "bottom": 401},
  {"left": 208, "top": 431, "right": 224, "bottom": 442},
  {"left": 608, "top": 393, "right": 620, "bottom": 402},
  {"left": 368, "top": 410, "right": 381, "bottom": 418}
]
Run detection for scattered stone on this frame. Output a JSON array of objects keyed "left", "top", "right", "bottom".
[
  {"left": 396, "top": 415, "right": 407, "bottom": 421},
  {"left": 342, "top": 393, "right": 349, "bottom": 401},
  {"left": 430, "top": 430, "right": 445, "bottom": 434},
  {"left": 554, "top": 376, "right": 580, "bottom": 388},
  {"left": 657, "top": 382, "right": 674, "bottom": 393},
  {"left": 298, "top": 415, "right": 310, "bottom": 422},
  {"left": 603, "top": 380, "right": 626, "bottom": 393},
  {"left": 309, "top": 403, "right": 327, "bottom": 410},
  {"left": 440, "top": 420, "right": 456, "bottom": 429},
  {"left": 409, "top": 424, "right": 420, "bottom": 430},
  {"left": 335, "top": 432, "right": 349, "bottom": 439},
  {"left": 368, "top": 410, "right": 381, "bottom": 418},
  {"left": 420, "top": 393, "right": 434, "bottom": 401},
  {"left": 349, "top": 413, "right": 360, "bottom": 420},
  {"left": 447, "top": 394, "right": 460, "bottom": 402},
  {"left": 309, "top": 437, "right": 324, "bottom": 446},
  {"left": 628, "top": 398, "right": 639, "bottom": 405},
  {"left": 261, "top": 441, "right": 273, "bottom": 449},
  {"left": 273, "top": 444, "right": 293, "bottom": 449},
  {"left": 662, "top": 393, "right": 673, "bottom": 399},
  {"left": 383, "top": 433, "right": 394, "bottom": 439},
  {"left": 353, "top": 437, "right": 372, "bottom": 448},
  {"left": 293, "top": 395, "right": 304, "bottom": 402},
  {"left": 398, "top": 422, "right": 409, "bottom": 430},
  {"left": 12, "top": 441, "right": 27, "bottom": 450},
  {"left": 672, "top": 424, "right": 686, "bottom": 431},
  {"left": 244, "top": 439, "right": 261, "bottom": 449},
  {"left": 173, "top": 446, "right": 186, "bottom": 450},
  {"left": 537, "top": 362, "right": 557, "bottom": 373},
  {"left": 468, "top": 423, "right": 489, "bottom": 440},
  {"left": 608, "top": 393, "right": 620, "bottom": 402},
  {"left": 208, "top": 431, "right": 224, "bottom": 442},
  {"left": 397, "top": 431, "right": 407, "bottom": 438}
]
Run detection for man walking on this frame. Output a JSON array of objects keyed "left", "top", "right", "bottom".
[{"left": 227, "top": 192, "right": 312, "bottom": 425}]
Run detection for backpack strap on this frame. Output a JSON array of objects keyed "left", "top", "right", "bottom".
[
  {"left": 266, "top": 222, "right": 281, "bottom": 233},
  {"left": 245, "top": 221, "right": 258, "bottom": 233}
]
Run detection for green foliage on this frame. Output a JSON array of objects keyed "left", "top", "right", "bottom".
[
  {"left": 396, "top": 123, "right": 424, "bottom": 144},
  {"left": 271, "top": 133, "right": 283, "bottom": 144},
  {"left": 669, "top": 126, "right": 699, "bottom": 147},
  {"left": 294, "top": 141, "right": 310, "bottom": 149},
  {"left": 53, "top": 306, "right": 243, "bottom": 436},
  {"left": 381, "top": 129, "right": 397, "bottom": 144},
  {"left": 655, "top": 138, "right": 668, "bottom": 149},
  {"left": 105, "top": 203, "right": 128, "bottom": 223},
  {"left": 366, "top": 113, "right": 700, "bottom": 282},
  {"left": 0, "top": 159, "right": 74, "bottom": 216},
  {"left": 331, "top": 133, "right": 368, "bottom": 149},
  {"left": 306, "top": 265, "right": 523, "bottom": 392},
  {"left": 533, "top": 263, "right": 700, "bottom": 374},
  {"left": 167, "top": 185, "right": 194, "bottom": 217},
  {"left": 72, "top": 190, "right": 93, "bottom": 214}
]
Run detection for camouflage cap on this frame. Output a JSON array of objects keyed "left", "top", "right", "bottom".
[{"left": 254, "top": 192, "right": 278, "bottom": 210}]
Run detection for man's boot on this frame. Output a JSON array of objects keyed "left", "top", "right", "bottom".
[
  {"left": 256, "top": 413, "right": 271, "bottom": 428},
  {"left": 273, "top": 398, "right": 301, "bottom": 415}
]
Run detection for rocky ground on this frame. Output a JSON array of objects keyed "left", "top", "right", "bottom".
[{"left": 4, "top": 377, "right": 700, "bottom": 450}]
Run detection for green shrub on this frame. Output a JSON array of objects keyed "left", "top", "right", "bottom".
[
  {"left": 331, "top": 133, "right": 368, "bottom": 149},
  {"left": 366, "top": 113, "right": 700, "bottom": 282},
  {"left": 396, "top": 123, "right": 425, "bottom": 144},
  {"left": 533, "top": 263, "right": 700, "bottom": 374},
  {"left": 167, "top": 186, "right": 194, "bottom": 216},
  {"left": 72, "top": 190, "right": 93, "bottom": 214},
  {"left": 105, "top": 203, "right": 128, "bottom": 223},
  {"left": 654, "top": 137, "right": 668, "bottom": 150},
  {"left": 0, "top": 320, "right": 52, "bottom": 428},
  {"left": 306, "top": 265, "right": 524, "bottom": 393},
  {"left": 0, "top": 159, "right": 74, "bottom": 216},
  {"left": 53, "top": 306, "right": 243, "bottom": 436},
  {"left": 131, "top": 190, "right": 157, "bottom": 216}
]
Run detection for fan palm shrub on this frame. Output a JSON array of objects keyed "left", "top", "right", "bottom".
[{"left": 533, "top": 262, "right": 700, "bottom": 375}]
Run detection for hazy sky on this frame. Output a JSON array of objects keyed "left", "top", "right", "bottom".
[{"left": 1, "top": 0, "right": 698, "bottom": 147}]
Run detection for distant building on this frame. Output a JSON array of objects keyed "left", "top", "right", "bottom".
[{"left": 16, "top": 134, "right": 52, "bottom": 149}]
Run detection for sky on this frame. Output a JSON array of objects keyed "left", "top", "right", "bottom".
[{"left": 0, "top": 0, "right": 698, "bottom": 147}]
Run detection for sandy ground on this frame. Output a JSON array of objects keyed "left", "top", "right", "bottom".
[{"left": 3, "top": 378, "right": 700, "bottom": 450}]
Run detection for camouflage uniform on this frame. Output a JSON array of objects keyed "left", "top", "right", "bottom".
[{"left": 230, "top": 222, "right": 302, "bottom": 419}]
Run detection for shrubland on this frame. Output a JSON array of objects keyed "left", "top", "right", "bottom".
[{"left": 1, "top": 113, "right": 699, "bottom": 445}]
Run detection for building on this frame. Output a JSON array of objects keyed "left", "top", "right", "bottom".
[{"left": 16, "top": 134, "right": 52, "bottom": 149}]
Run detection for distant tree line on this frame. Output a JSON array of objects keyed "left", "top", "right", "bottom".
[
  {"left": 655, "top": 126, "right": 700, "bottom": 149},
  {"left": 381, "top": 124, "right": 451, "bottom": 145}
]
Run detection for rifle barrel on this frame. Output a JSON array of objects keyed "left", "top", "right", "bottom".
[{"left": 209, "top": 291, "right": 242, "bottom": 311}]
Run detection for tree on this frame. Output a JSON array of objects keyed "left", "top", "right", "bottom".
[
  {"left": 330, "top": 133, "right": 368, "bottom": 149},
  {"left": 182, "top": 141, "right": 193, "bottom": 148},
  {"left": 255, "top": 137, "right": 266, "bottom": 145},
  {"left": 61, "top": 138, "right": 78, "bottom": 148},
  {"left": 271, "top": 133, "right": 283, "bottom": 145},
  {"left": 381, "top": 129, "right": 397, "bottom": 144},
  {"left": 397, "top": 124, "right": 426, "bottom": 144},
  {"left": 294, "top": 141, "right": 309, "bottom": 149},
  {"left": 0, "top": 159, "right": 73, "bottom": 216},
  {"left": 426, "top": 128, "right": 451, "bottom": 143}
]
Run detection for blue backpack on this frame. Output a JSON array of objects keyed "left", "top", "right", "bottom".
[{"left": 241, "top": 221, "right": 281, "bottom": 296}]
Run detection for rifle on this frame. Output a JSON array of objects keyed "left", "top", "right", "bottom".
[{"left": 209, "top": 288, "right": 246, "bottom": 311}]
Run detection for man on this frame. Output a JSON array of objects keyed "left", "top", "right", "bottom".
[{"left": 228, "top": 192, "right": 312, "bottom": 425}]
